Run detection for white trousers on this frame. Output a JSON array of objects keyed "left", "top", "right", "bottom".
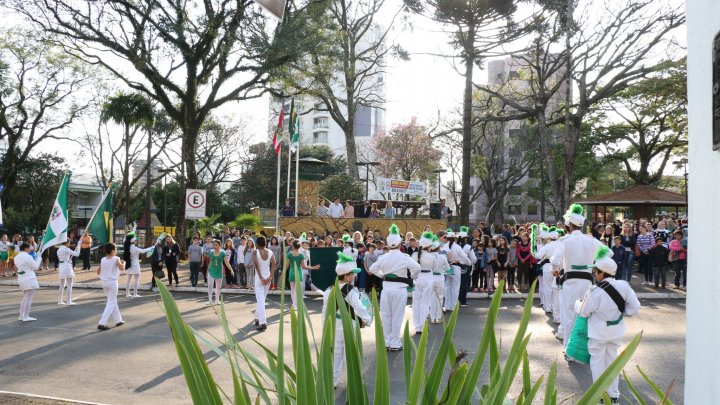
[
  {"left": 125, "top": 274, "right": 140, "bottom": 296},
  {"left": 411, "top": 272, "right": 433, "bottom": 332},
  {"left": 379, "top": 283, "right": 407, "bottom": 349},
  {"left": 333, "top": 322, "right": 345, "bottom": 386},
  {"left": 430, "top": 275, "right": 445, "bottom": 321},
  {"left": 551, "top": 286, "right": 562, "bottom": 324},
  {"left": 443, "top": 266, "right": 461, "bottom": 310},
  {"left": 19, "top": 289, "right": 34, "bottom": 320},
  {"left": 58, "top": 277, "right": 74, "bottom": 303},
  {"left": 538, "top": 274, "right": 544, "bottom": 305},
  {"left": 99, "top": 282, "right": 122, "bottom": 325},
  {"left": 208, "top": 274, "right": 222, "bottom": 303},
  {"left": 589, "top": 338, "right": 621, "bottom": 398},
  {"left": 254, "top": 275, "right": 270, "bottom": 324},
  {"left": 290, "top": 282, "right": 301, "bottom": 309},
  {"left": 541, "top": 265, "right": 554, "bottom": 312},
  {"left": 560, "top": 279, "right": 592, "bottom": 348}
]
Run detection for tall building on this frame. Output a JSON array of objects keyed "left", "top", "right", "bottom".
[
  {"left": 131, "top": 159, "right": 164, "bottom": 195},
  {"left": 470, "top": 55, "right": 569, "bottom": 224}
]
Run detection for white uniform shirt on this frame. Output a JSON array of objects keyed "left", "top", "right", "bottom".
[
  {"left": 462, "top": 244, "right": 478, "bottom": 265},
  {"left": 411, "top": 250, "right": 437, "bottom": 271},
  {"left": 440, "top": 242, "right": 472, "bottom": 266},
  {"left": 551, "top": 230, "right": 603, "bottom": 272},
  {"left": 15, "top": 251, "right": 41, "bottom": 282},
  {"left": 57, "top": 246, "right": 80, "bottom": 264},
  {"left": 99, "top": 256, "right": 122, "bottom": 283},
  {"left": 434, "top": 252, "right": 450, "bottom": 274},
  {"left": 369, "top": 249, "right": 421, "bottom": 280},
  {"left": 128, "top": 244, "right": 154, "bottom": 272},
  {"left": 577, "top": 278, "right": 641, "bottom": 340},
  {"left": 535, "top": 240, "right": 559, "bottom": 264}
]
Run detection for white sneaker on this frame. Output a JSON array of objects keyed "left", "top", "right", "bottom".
[
  {"left": 554, "top": 332, "right": 563, "bottom": 340},
  {"left": 18, "top": 316, "right": 23, "bottom": 321},
  {"left": 133, "top": 294, "right": 142, "bottom": 297},
  {"left": 58, "top": 301, "right": 65, "bottom": 305},
  {"left": 22, "top": 317, "right": 37, "bottom": 322},
  {"left": 126, "top": 294, "right": 132, "bottom": 298},
  {"left": 214, "top": 301, "right": 220, "bottom": 306},
  {"left": 152, "top": 287, "right": 158, "bottom": 292},
  {"left": 66, "top": 301, "right": 77, "bottom": 306},
  {"left": 206, "top": 301, "right": 213, "bottom": 306}
]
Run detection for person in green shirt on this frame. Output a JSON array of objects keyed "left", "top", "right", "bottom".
[
  {"left": 285, "top": 239, "right": 320, "bottom": 309},
  {"left": 205, "top": 240, "right": 232, "bottom": 305}
]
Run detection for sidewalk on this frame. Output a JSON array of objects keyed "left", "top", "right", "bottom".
[{"left": 0, "top": 262, "right": 686, "bottom": 299}]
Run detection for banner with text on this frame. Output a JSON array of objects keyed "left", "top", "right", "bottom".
[{"left": 377, "top": 178, "right": 426, "bottom": 196}]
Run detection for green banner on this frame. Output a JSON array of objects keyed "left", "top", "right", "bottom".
[{"left": 309, "top": 247, "right": 342, "bottom": 291}]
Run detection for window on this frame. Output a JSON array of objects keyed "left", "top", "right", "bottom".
[
  {"left": 313, "top": 117, "right": 329, "bottom": 129},
  {"left": 314, "top": 102, "right": 323, "bottom": 110},
  {"left": 469, "top": 204, "right": 474, "bottom": 214},
  {"left": 509, "top": 186, "right": 523, "bottom": 196},
  {"left": 509, "top": 70, "right": 520, "bottom": 79},
  {"left": 527, "top": 205, "right": 538, "bottom": 215},
  {"left": 313, "top": 131, "right": 328, "bottom": 144},
  {"left": 507, "top": 205, "right": 521, "bottom": 215}
]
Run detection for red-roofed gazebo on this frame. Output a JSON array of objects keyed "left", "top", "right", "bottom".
[{"left": 574, "top": 185, "right": 687, "bottom": 222}]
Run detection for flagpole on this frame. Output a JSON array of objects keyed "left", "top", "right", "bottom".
[
  {"left": 294, "top": 122, "right": 300, "bottom": 215},
  {"left": 286, "top": 135, "right": 292, "bottom": 201},
  {"left": 275, "top": 145, "right": 282, "bottom": 235}
]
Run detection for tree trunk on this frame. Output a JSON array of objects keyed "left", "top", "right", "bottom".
[
  {"left": 460, "top": 51, "right": 474, "bottom": 225},
  {"left": 176, "top": 120, "right": 200, "bottom": 250},
  {"left": 145, "top": 130, "right": 153, "bottom": 246},
  {"left": 561, "top": 117, "right": 581, "bottom": 209},
  {"left": 536, "top": 115, "right": 564, "bottom": 218},
  {"left": 344, "top": 91, "right": 359, "bottom": 178},
  {"left": 124, "top": 124, "right": 131, "bottom": 231}
]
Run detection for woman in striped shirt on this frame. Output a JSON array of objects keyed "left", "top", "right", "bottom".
[{"left": 636, "top": 226, "right": 655, "bottom": 285}]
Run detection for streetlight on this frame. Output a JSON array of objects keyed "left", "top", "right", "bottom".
[
  {"left": 433, "top": 169, "right": 447, "bottom": 200},
  {"left": 673, "top": 158, "right": 688, "bottom": 216},
  {"left": 355, "top": 161, "right": 381, "bottom": 201}
]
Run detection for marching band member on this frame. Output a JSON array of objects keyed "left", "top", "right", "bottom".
[
  {"left": 551, "top": 204, "right": 603, "bottom": 357},
  {"left": 97, "top": 242, "right": 126, "bottom": 330},
  {"left": 124, "top": 232, "right": 154, "bottom": 298},
  {"left": 535, "top": 226, "right": 559, "bottom": 314},
  {"left": 458, "top": 226, "right": 477, "bottom": 306},
  {"left": 438, "top": 229, "right": 471, "bottom": 312},
  {"left": 410, "top": 232, "right": 436, "bottom": 335},
  {"left": 322, "top": 252, "right": 372, "bottom": 388},
  {"left": 57, "top": 239, "right": 81, "bottom": 305},
  {"left": 430, "top": 235, "right": 447, "bottom": 324},
  {"left": 576, "top": 245, "right": 640, "bottom": 403},
  {"left": 16, "top": 242, "right": 42, "bottom": 321},
  {"left": 369, "top": 224, "right": 421, "bottom": 351}
]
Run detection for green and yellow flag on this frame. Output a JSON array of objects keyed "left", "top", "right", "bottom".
[
  {"left": 289, "top": 98, "right": 300, "bottom": 153},
  {"left": 87, "top": 186, "right": 114, "bottom": 244}
]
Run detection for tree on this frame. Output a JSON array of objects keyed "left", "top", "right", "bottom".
[
  {"left": 0, "top": 153, "right": 67, "bottom": 233},
  {"left": 477, "top": 0, "right": 685, "bottom": 213},
  {"left": 15, "top": 0, "right": 329, "bottom": 245},
  {"left": 279, "top": 0, "right": 400, "bottom": 178},
  {"left": 404, "top": 0, "right": 523, "bottom": 224},
  {"left": 100, "top": 92, "right": 155, "bottom": 229},
  {"left": 371, "top": 118, "right": 443, "bottom": 186},
  {"left": 592, "top": 59, "right": 687, "bottom": 186},
  {"left": 0, "top": 31, "right": 95, "bottom": 205},
  {"left": 194, "top": 117, "right": 251, "bottom": 189},
  {"left": 319, "top": 173, "right": 364, "bottom": 202}
]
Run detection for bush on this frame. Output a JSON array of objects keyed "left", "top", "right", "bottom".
[{"left": 157, "top": 278, "right": 670, "bottom": 404}]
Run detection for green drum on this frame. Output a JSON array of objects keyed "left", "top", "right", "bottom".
[{"left": 566, "top": 315, "right": 591, "bottom": 364}]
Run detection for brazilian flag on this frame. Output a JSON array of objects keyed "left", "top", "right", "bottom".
[{"left": 87, "top": 186, "right": 114, "bottom": 244}]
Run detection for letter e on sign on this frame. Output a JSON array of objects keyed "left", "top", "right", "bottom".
[{"left": 185, "top": 189, "right": 207, "bottom": 219}]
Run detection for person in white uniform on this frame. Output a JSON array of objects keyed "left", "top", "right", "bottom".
[
  {"left": 15, "top": 243, "right": 42, "bottom": 321},
  {"left": 535, "top": 226, "right": 559, "bottom": 314},
  {"left": 124, "top": 234, "right": 154, "bottom": 298},
  {"left": 430, "top": 235, "right": 447, "bottom": 324},
  {"left": 551, "top": 204, "right": 603, "bottom": 355},
  {"left": 369, "top": 224, "right": 421, "bottom": 351},
  {"left": 252, "top": 236, "right": 276, "bottom": 331},
  {"left": 438, "top": 229, "right": 471, "bottom": 312},
  {"left": 322, "top": 252, "right": 372, "bottom": 388},
  {"left": 577, "top": 245, "right": 640, "bottom": 404},
  {"left": 533, "top": 224, "right": 549, "bottom": 308},
  {"left": 551, "top": 229, "right": 567, "bottom": 330},
  {"left": 97, "top": 242, "right": 126, "bottom": 330},
  {"left": 458, "top": 226, "right": 477, "bottom": 307},
  {"left": 410, "top": 232, "right": 436, "bottom": 335},
  {"left": 57, "top": 239, "right": 81, "bottom": 305}
]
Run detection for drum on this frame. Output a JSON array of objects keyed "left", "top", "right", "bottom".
[{"left": 566, "top": 315, "right": 591, "bottom": 364}]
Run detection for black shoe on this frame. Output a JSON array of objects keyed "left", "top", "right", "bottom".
[
  {"left": 116, "top": 322, "right": 125, "bottom": 327},
  {"left": 256, "top": 324, "right": 267, "bottom": 331},
  {"left": 414, "top": 331, "right": 422, "bottom": 336},
  {"left": 460, "top": 303, "right": 469, "bottom": 307},
  {"left": 97, "top": 324, "right": 110, "bottom": 331}
]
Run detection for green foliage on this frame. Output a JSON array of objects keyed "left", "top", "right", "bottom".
[
  {"left": 100, "top": 92, "right": 154, "bottom": 129},
  {"left": 319, "top": 173, "right": 364, "bottom": 202},
  {"left": 229, "top": 214, "right": 260, "bottom": 231},
  {"left": 194, "top": 214, "right": 223, "bottom": 237},
  {"left": 157, "top": 279, "right": 672, "bottom": 404}
]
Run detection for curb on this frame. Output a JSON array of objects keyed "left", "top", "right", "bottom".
[{"left": 0, "top": 280, "right": 686, "bottom": 299}]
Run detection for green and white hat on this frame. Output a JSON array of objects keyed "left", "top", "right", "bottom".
[
  {"left": 539, "top": 223, "right": 551, "bottom": 239},
  {"left": 387, "top": 224, "right": 402, "bottom": 248},
  {"left": 548, "top": 226, "right": 559, "bottom": 240},
  {"left": 445, "top": 228, "right": 456, "bottom": 238},
  {"left": 342, "top": 234, "right": 351, "bottom": 243},
  {"left": 298, "top": 232, "right": 308, "bottom": 243},
  {"left": 593, "top": 245, "right": 616, "bottom": 275},
  {"left": 431, "top": 235, "right": 441, "bottom": 250},
  {"left": 458, "top": 226, "right": 469, "bottom": 238},
  {"left": 419, "top": 231, "right": 434, "bottom": 248},
  {"left": 336, "top": 251, "right": 360, "bottom": 276},
  {"left": 564, "top": 204, "right": 585, "bottom": 227}
]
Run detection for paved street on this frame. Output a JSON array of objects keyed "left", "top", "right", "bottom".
[{"left": 0, "top": 286, "right": 684, "bottom": 404}]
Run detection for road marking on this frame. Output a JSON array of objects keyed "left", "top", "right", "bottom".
[{"left": 0, "top": 389, "right": 111, "bottom": 405}]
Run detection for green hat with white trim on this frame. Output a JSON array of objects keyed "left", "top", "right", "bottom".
[
  {"left": 445, "top": 228, "right": 456, "bottom": 238},
  {"left": 458, "top": 226, "right": 469, "bottom": 238},
  {"left": 336, "top": 251, "right": 360, "bottom": 276},
  {"left": 564, "top": 204, "right": 585, "bottom": 227},
  {"left": 593, "top": 245, "right": 616, "bottom": 275},
  {"left": 419, "top": 231, "right": 434, "bottom": 248},
  {"left": 387, "top": 224, "right": 402, "bottom": 247}
]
